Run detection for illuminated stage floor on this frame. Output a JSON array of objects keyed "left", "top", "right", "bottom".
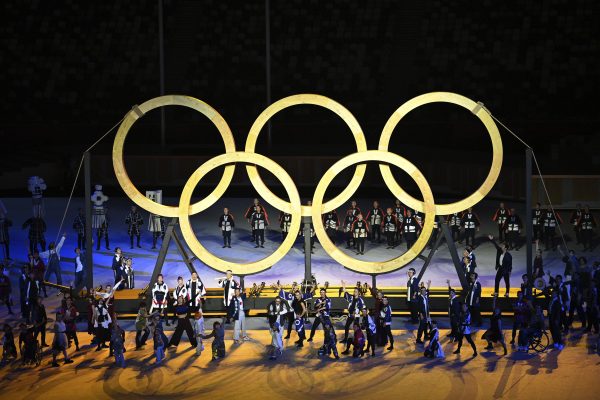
[{"left": 1, "top": 327, "right": 599, "bottom": 400}]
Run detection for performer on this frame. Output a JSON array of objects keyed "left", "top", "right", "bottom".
[
  {"left": 382, "top": 208, "right": 398, "bottom": 249},
  {"left": 62, "top": 297, "right": 80, "bottom": 351},
  {"left": 168, "top": 295, "right": 198, "bottom": 348},
  {"left": 218, "top": 270, "right": 239, "bottom": 323},
  {"left": 488, "top": 235, "right": 512, "bottom": 297},
  {"left": 94, "top": 298, "right": 112, "bottom": 351},
  {"left": 366, "top": 201, "right": 384, "bottom": 244},
  {"left": 22, "top": 215, "right": 46, "bottom": 253},
  {"left": 351, "top": 214, "right": 369, "bottom": 255},
  {"left": 424, "top": 320, "right": 444, "bottom": 358},
  {"left": 0, "top": 210, "right": 11, "bottom": 260},
  {"left": 323, "top": 209, "right": 339, "bottom": 243},
  {"left": 503, "top": 209, "right": 522, "bottom": 251},
  {"left": 122, "top": 258, "right": 134, "bottom": 289},
  {"left": 251, "top": 205, "right": 268, "bottom": 248},
  {"left": 186, "top": 272, "right": 206, "bottom": 312},
  {"left": 360, "top": 308, "right": 377, "bottom": 357},
  {"left": 482, "top": 296, "right": 508, "bottom": 355},
  {"left": 218, "top": 207, "right": 235, "bottom": 248},
  {"left": 406, "top": 268, "right": 419, "bottom": 323},
  {"left": 244, "top": 198, "right": 269, "bottom": 243},
  {"left": 446, "top": 280, "right": 461, "bottom": 341},
  {"left": 532, "top": 202, "right": 543, "bottom": 242},
  {"left": 148, "top": 313, "right": 167, "bottom": 363},
  {"left": 40, "top": 233, "right": 66, "bottom": 286},
  {"left": 279, "top": 211, "right": 293, "bottom": 242},
  {"left": 461, "top": 208, "right": 480, "bottom": 248},
  {"left": 307, "top": 288, "right": 331, "bottom": 342},
  {"left": 73, "top": 247, "right": 85, "bottom": 290},
  {"left": 392, "top": 199, "right": 406, "bottom": 245},
  {"left": 341, "top": 320, "right": 365, "bottom": 358},
  {"left": 91, "top": 184, "right": 110, "bottom": 250},
  {"left": 278, "top": 282, "right": 299, "bottom": 339},
  {"left": 31, "top": 297, "right": 48, "bottom": 347},
  {"left": 202, "top": 321, "right": 226, "bottom": 360},
  {"left": 72, "top": 208, "right": 86, "bottom": 250},
  {"left": 51, "top": 312, "right": 74, "bottom": 367},
  {"left": 27, "top": 176, "right": 46, "bottom": 218},
  {"left": 578, "top": 205, "right": 597, "bottom": 251},
  {"left": 340, "top": 281, "right": 366, "bottom": 343},
  {"left": 291, "top": 290, "right": 307, "bottom": 348},
  {"left": 491, "top": 202, "right": 510, "bottom": 242},
  {"left": 228, "top": 287, "right": 249, "bottom": 344},
  {"left": 170, "top": 276, "right": 188, "bottom": 324},
  {"left": 125, "top": 205, "right": 144, "bottom": 249},
  {"left": 446, "top": 212, "right": 462, "bottom": 243},
  {"left": 453, "top": 302, "right": 478, "bottom": 356},
  {"left": 135, "top": 301, "right": 149, "bottom": 350},
  {"left": 380, "top": 296, "right": 394, "bottom": 350},
  {"left": 193, "top": 311, "right": 205, "bottom": 356},
  {"left": 344, "top": 200, "right": 361, "bottom": 249},
  {"left": 570, "top": 203, "right": 583, "bottom": 245},
  {"left": 533, "top": 245, "right": 545, "bottom": 280},
  {"left": 542, "top": 207, "right": 562, "bottom": 251},
  {"left": 110, "top": 323, "right": 126, "bottom": 368},
  {"left": 111, "top": 247, "right": 123, "bottom": 285},
  {"left": 466, "top": 272, "right": 482, "bottom": 327},
  {"left": 0, "top": 266, "right": 12, "bottom": 315},
  {"left": 150, "top": 274, "right": 169, "bottom": 322},
  {"left": 402, "top": 209, "right": 421, "bottom": 250},
  {"left": 548, "top": 289, "right": 564, "bottom": 349},
  {"left": 267, "top": 296, "right": 289, "bottom": 328},
  {"left": 24, "top": 270, "right": 41, "bottom": 323},
  {"left": 149, "top": 213, "right": 165, "bottom": 250},
  {"left": 415, "top": 282, "right": 431, "bottom": 345},
  {"left": 318, "top": 321, "right": 339, "bottom": 359},
  {"left": 511, "top": 291, "right": 530, "bottom": 345}
]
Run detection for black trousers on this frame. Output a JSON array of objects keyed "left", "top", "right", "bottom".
[
  {"left": 407, "top": 300, "right": 418, "bottom": 322},
  {"left": 326, "top": 228, "right": 337, "bottom": 244},
  {"left": 506, "top": 231, "right": 519, "bottom": 250},
  {"left": 365, "top": 330, "right": 376, "bottom": 355},
  {"left": 464, "top": 228, "right": 475, "bottom": 247},
  {"left": 568, "top": 296, "right": 586, "bottom": 328},
  {"left": 96, "top": 230, "right": 109, "bottom": 250},
  {"left": 370, "top": 225, "right": 381, "bottom": 243},
  {"left": 498, "top": 224, "right": 505, "bottom": 242},
  {"left": 77, "top": 234, "right": 85, "bottom": 250},
  {"left": 544, "top": 227, "right": 556, "bottom": 250},
  {"left": 457, "top": 332, "right": 476, "bottom": 353},
  {"left": 309, "top": 315, "right": 324, "bottom": 339},
  {"left": 66, "top": 328, "right": 79, "bottom": 348},
  {"left": 285, "top": 311, "right": 295, "bottom": 337},
  {"left": 533, "top": 225, "right": 543, "bottom": 241},
  {"left": 574, "top": 226, "right": 581, "bottom": 244},
  {"left": 343, "top": 316, "right": 356, "bottom": 341},
  {"left": 254, "top": 229, "right": 265, "bottom": 245},
  {"left": 136, "top": 328, "right": 150, "bottom": 348},
  {"left": 417, "top": 318, "right": 429, "bottom": 341},
  {"left": 29, "top": 238, "right": 46, "bottom": 254},
  {"left": 449, "top": 315, "right": 459, "bottom": 338},
  {"left": 586, "top": 306, "right": 599, "bottom": 332},
  {"left": 356, "top": 237, "right": 365, "bottom": 253},
  {"left": 383, "top": 325, "right": 394, "bottom": 347},
  {"left": 451, "top": 226, "right": 460, "bottom": 242},
  {"left": 511, "top": 320, "right": 524, "bottom": 342},
  {"left": 429, "top": 229, "right": 439, "bottom": 248},
  {"left": 34, "top": 324, "right": 46, "bottom": 345},
  {"left": 494, "top": 268, "right": 510, "bottom": 294},
  {"left": 405, "top": 233, "right": 416, "bottom": 250},
  {"left": 169, "top": 317, "right": 197, "bottom": 347},
  {"left": 129, "top": 234, "right": 140, "bottom": 248},
  {"left": 550, "top": 318, "right": 562, "bottom": 344},
  {"left": 470, "top": 304, "right": 482, "bottom": 326},
  {"left": 152, "top": 232, "right": 164, "bottom": 249},
  {"left": 223, "top": 230, "right": 231, "bottom": 246},
  {"left": 386, "top": 231, "right": 395, "bottom": 247},
  {"left": 582, "top": 230, "right": 593, "bottom": 249},
  {"left": 395, "top": 229, "right": 402, "bottom": 244},
  {"left": 346, "top": 232, "right": 355, "bottom": 248}
]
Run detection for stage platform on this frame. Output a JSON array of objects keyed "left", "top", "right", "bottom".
[{"left": 1, "top": 327, "right": 599, "bottom": 400}]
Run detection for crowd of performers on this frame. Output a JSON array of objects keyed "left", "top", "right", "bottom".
[{"left": 2, "top": 244, "right": 600, "bottom": 368}]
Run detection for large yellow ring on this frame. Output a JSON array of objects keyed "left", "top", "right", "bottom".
[
  {"left": 178, "top": 152, "right": 302, "bottom": 275},
  {"left": 245, "top": 94, "right": 368, "bottom": 216},
  {"left": 113, "top": 95, "right": 237, "bottom": 217},
  {"left": 378, "top": 92, "right": 503, "bottom": 215},
  {"left": 311, "top": 150, "right": 435, "bottom": 274}
]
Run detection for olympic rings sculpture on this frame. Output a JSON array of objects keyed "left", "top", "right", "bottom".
[{"left": 112, "top": 92, "right": 503, "bottom": 275}]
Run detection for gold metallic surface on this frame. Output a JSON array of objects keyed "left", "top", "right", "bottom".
[
  {"left": 311, "top": 150, "right": 435, "bottom": 274},
  {"left": 178, "top": 152, "right": 302, "bottom": 275},
  {"left": 113, "top": 95, "right": 237, "bottom": 217},
  {"left": 244, "top": 94, "right": 368, "bottom": 216},
  {"left": 378, "top": 92, "right": 503, "bottom": 215}
]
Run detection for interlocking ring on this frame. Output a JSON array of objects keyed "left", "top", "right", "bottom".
[
  {"left": 378, "top": 92, "right": 503, "bottom": 215},
  {"left": 112, "top": 92, "right": 503, "bottom": 275},
  {"left": 245, "top": 94, "right": 367, "bottom": 216},
  {"left": 113, "top": 95, "right": 237, "bottom": 217},
  {"left": 311, "top": 151, "right": 435, "bottom": 274},
  {"left": 178, "top": 152, "right": 301, "bottom": 275}
]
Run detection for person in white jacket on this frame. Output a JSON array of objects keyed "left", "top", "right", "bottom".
[{"left": 39, "top": 233, "right": 66, "bottom": 286}]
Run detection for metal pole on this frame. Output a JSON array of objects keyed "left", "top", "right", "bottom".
[
  {"left": 84, "top": 152, "right": 94, "bottom": 291},
  {"left": 265, "top": 0, "right": 272, "bottom": 149},
  {"left": 371, "top": 274, "right": 377, "bottom": 290},
  {"left": 158, "top": 0, "right": 166, "bottom": 147},
  {"left": 302, "top": 216, "right": 311, "bottom": 282},
  {"left": 526, "top": 148, "right": 533, "bottom": 279}
]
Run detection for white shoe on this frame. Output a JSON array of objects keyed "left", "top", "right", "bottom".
[{"left": 243, "top": 336, "right": 250, "bottom": 341}]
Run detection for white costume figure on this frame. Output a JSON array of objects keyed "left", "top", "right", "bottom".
[
  {"left": 28, "top": 176, "right": 46, "bottom": 218},
  {"left": 218, "top": 273, "right": 240, "bottom": 307},
  {"left": 91, "top": 184, "right": 109, "bottom": 229},
  {"left": 151, "top": 281, "right": 169, "bottom": 313}
]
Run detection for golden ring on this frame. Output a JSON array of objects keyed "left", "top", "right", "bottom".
[
  {"left": 113, "top": 95, "right": 237, "bottom": 217},
  {"left": 378, "top": 92, "right": 502, "bottom": 215},
  {"left": 311, "top": 150, "right": 435, "bottom": 274},
  {"left": 245, "top": 94, "right": 368, "bottom": 216},
  {"left": 178, "top": 151, "right": 302, "bottom": 275}
]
